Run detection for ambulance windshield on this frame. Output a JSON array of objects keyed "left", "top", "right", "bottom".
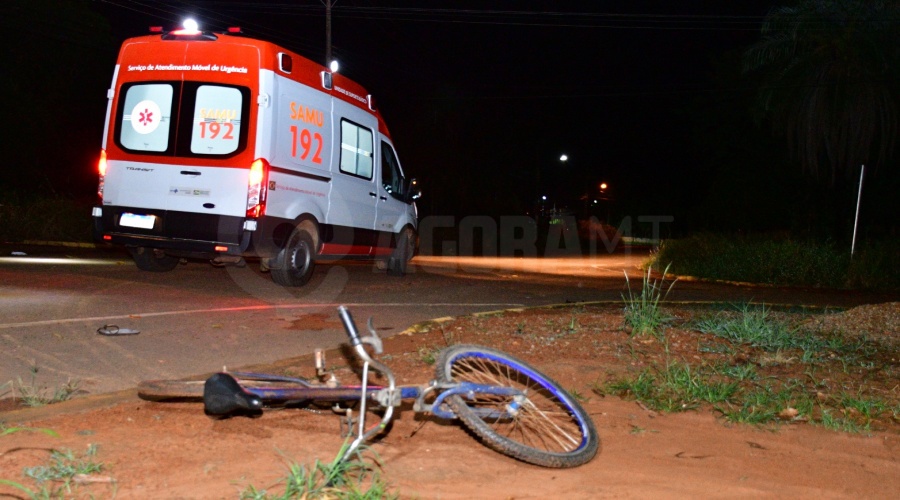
[{"left": 116, "top": 81, "right": 249, "bottom": 158}]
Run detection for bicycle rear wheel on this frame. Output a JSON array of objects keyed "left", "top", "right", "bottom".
[
  {"left": 137, "top": 373, "right": 315, "bottom": 402},
  {"left": 435, "top": 345, "right": 599, "bottom": 468},
  {"left": 138, "top": 379, "right": 206, "bottom": 401}
]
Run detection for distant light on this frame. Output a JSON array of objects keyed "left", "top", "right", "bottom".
[
  {"left": 541, "top": 196, "right": 547, "bottom": 201},
  {"left": 600, "top": 182, "right": 608, "bottom": 191},
  {"left": 559, "top": 154, "right": 568, "bottom": 162},
  {"left": 329, "top": 60, "right": 339, "bottom": 72},
  {"left": 184, "top": 19, "right": 199, "bottom": 32}
]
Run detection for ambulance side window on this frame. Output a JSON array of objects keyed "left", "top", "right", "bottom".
[
  {"left": 339, "top": 119, "right": 374, "bottom": 179},
  {"left": 381, "top": 142, "right": 405, "bottom": 200},
  {"left": 118, "top": 83, "right": 175, "bottom": 153}
]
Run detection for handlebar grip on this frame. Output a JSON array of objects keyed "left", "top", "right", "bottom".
[{"left": 337, "top": 305, "right": 362, "bottom": 346}]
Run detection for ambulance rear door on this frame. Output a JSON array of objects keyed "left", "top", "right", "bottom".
[{"left": 103, "top": 40, "right": 257, "bottom": 245}]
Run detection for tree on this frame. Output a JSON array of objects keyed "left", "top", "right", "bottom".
[
  {"left": 0, "top": 0, "right": 114, "bottom": 193},
  {"left": 743, "top": 1, "right": 899, "bottom": 185}
]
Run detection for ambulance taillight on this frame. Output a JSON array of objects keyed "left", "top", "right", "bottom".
[
  {"left": 97, "top": 149, "right": 108, "bottom": 202},
  {"left": 246, "top": 158, "right": 269, "bottom": 218}
]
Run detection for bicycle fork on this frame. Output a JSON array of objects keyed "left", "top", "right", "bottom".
[{"left": 336, "top": 306, "right": 398, "bottom": 463}]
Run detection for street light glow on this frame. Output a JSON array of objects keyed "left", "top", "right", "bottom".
[{"left": 559, "top": 154, "right": 568, "bottom": 162}]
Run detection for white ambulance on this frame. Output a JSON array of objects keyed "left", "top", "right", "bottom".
[{"left": 93, "top": 22, "right": 419, "bottom": 286}]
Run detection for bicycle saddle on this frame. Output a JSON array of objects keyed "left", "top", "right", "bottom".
[{"left": 203, "top": 372, "right": 263, "bottom": 416}]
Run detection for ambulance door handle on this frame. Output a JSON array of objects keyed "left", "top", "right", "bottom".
[
  {"left": 369, "top": 192, "right": 377, "bottom": 198},
  {"left": 379, "top": 195, "right": 387, "bottom": 201},
  {"left": 181, "top": 171, "right": 201, "bottom": 176}
]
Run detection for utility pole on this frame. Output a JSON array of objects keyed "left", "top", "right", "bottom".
[{"left": 325, "top": 0, "right": 335, "bottom": 66}]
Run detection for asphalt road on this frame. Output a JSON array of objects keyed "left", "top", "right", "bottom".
[{"left": 0, "top": 245, "right": 893, "bottom": 397}]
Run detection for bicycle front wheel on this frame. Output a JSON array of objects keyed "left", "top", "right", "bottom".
[{"left": 435, "top": 345, "right": 599, "bottom": 468}]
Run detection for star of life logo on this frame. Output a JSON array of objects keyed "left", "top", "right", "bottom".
[{"left": 130, "top": 100, "right": 162, "bottom": 134}]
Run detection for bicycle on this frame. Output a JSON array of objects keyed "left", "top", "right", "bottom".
[{"left": 137, "top": 306, "right": 599, "bottom": 468}]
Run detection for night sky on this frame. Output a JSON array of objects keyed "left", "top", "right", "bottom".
[{"left": 5, "top": 1, "right": 811, "bottom": 234}]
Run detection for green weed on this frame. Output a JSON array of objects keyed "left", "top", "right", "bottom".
[
  {"left": 622, "top": 263, "right": 676, "bottom": 339},
  {"left": 716, "top": 363, "right": 758, "bottom": 381},
  {"left": 717, "top": 385, "right": 813, "bottom": 425},
  {"left": 13, "top": 365, "right": 81, "bottom": 407},
  {"left": 417, "top": 347, "right": 437, "bottom": 366},
  {"left": 823, "top": 393, "right": 889, "bottom": 433},
  {"left": 0, "top": 425, "right": 59, "bottom": 498},
  {"left": 2, "top": 444, "right": 107, "bottom": 498},
  {"left": 1, "top": 425, "right": 59, "bottom": 438},
  {"left": 607, "top": 362, "right": 738, "bottom": 413},
  {"left": 241, "top": 442, "right": 394, "bottom": 499},
  {"left": 568, "top": 388, "right": 588, "bottom": 403}
]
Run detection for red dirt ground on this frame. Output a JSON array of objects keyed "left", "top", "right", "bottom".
[{"left": 1, "top": 303, "right": 898, "bottom": 498}]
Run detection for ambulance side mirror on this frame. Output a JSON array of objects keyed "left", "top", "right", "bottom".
[{"left": 407, "top": 178, "right": 422, "bottom": 202}]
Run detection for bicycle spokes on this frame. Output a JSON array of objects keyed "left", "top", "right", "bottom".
[{"left": 447, "top": 355, "right": 587, "bottom": 455}]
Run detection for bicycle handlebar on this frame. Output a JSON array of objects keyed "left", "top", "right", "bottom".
[{"left": 337, "top": 305, "right": 362, "bottom": 346}]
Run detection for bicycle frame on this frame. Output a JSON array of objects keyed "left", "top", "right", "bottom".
[
  {"left": 227, "top": 371, "right": 523, "bottom": 420},
  {"left": 221, "top": 307, "right": 526, "bottom": 461}
]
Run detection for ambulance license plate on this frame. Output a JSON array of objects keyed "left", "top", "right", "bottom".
[{"left": 120, "top": 212, "right": 156, "bottom": 229}]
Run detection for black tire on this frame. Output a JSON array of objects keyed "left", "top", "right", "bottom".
[
  {"left": 138, "top": 379, "right": 205, "bottom": 401},
  {"left": 271, "top": 226, "right": 316, "bottom": 286},
  {"left": 137, "top": 377, "right": 313, "bottom": 402},
  {"left": 130, "top": 247, "right": 179, "bottom": 272},
  {"left": 386, "top": 227, "right": 416, "bottom": 276},
  {"left": 435, "top": 345, "right": 599, "bottom": 468}
]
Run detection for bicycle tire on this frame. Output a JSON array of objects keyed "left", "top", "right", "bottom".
[
  {"left": 138, "top": 379, "right": 206, "bottom": 401},
  {"left": 435, "top": 345, "right": 599, "bottom": 468},
  {"left": 137, "top": 377, "right": 312, "bottom": 402},
  {"left": 138, "top": 376, "right": 373, "bottom": 406}
]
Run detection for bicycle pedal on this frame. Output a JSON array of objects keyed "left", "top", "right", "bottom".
[{"left": 339, "top": 416, "right": 358, "bottom": 438}]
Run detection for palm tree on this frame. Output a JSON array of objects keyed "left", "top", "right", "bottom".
[{"left": 743, "top": 1, "right": 899, "bottom": 184}]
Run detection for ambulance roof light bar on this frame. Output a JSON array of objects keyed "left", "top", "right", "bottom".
[
  {"left": 160, "top": 18, "right": 218, "bottom": 41},
  {"left": 171, "top": 18, "right": 201, "bottom": 35}
]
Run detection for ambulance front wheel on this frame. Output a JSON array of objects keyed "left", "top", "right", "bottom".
[
  {"left": 130, "top": 247, "right": 180, "bottom": 272},
  {"left": 386, "top": 227, "right": 416, "bottom": 277},
  {"left": 271, "top": 227, "right": 316, "bottom": 286}
]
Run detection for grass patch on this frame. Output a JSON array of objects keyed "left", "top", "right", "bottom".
[
  {"left": 0, "top": 191, "right": 94, "bottom": 243},
  {"left": 24, "top": 445, "right": 104, "bottom": 486},
  {"left": 241, "top": 443, "right": 395, "bottom": 499},
  {"left": 606, "top": 362, "right": 739, "bottom": 413},
  {"left": 652, "top": 233, "right": 899, "bottom": 290},
  {"left": 11, "top": 365, "right": 82, "bottom": 407},
  {"left": 1, "top": 444, "right": 108, "bottom": 498},
  {"left": 605, "top": 302, "right": 896, "bottom": 433}
]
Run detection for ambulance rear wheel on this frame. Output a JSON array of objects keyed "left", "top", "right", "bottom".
[
  {"left": 272, "top": 227, "right": 316, "bottom": 286},
  {"left": 130, "top": 247, "right": 179, "bottom": 272},
  {"left": 387, "top": 227, "right": 416, "bottom": 276}
]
